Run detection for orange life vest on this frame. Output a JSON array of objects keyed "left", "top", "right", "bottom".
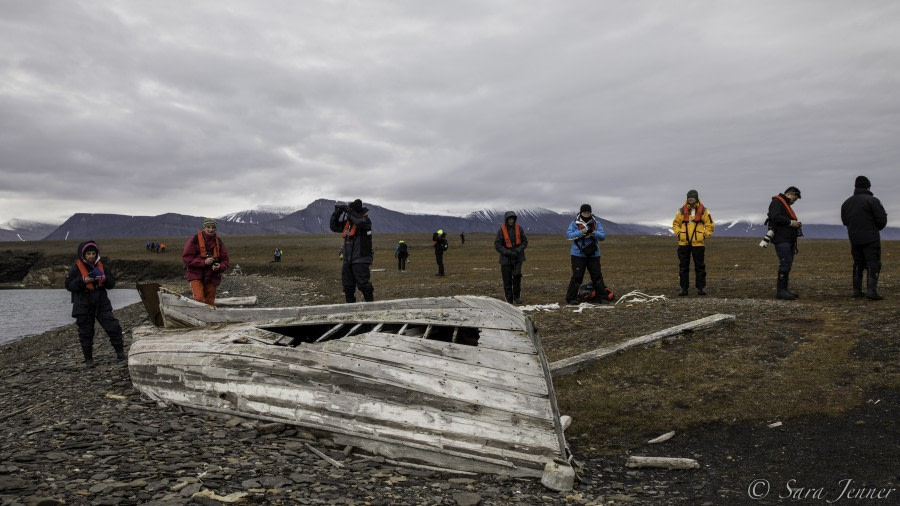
[
  {"left": 681, "top": 203, "right": 706, "bottom": 223},
  {"left": 773, "top": 195, "right": 798, "bottom": 221},
  {"left": 76, "top": 259, "right": 105, "bottom": 291},
  {"left": 501, "top": 223, "right": 522, "bottom": 248},
  {"left": 342, "top": 221, "right": 357, "bottom": 238},
  {"left": 197, "top": 231, "right": 220, "bottom": 260}
]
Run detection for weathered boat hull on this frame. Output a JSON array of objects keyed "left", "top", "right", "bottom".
[{"left": 129, "top": 293, "right": 572, "bottom": 485}]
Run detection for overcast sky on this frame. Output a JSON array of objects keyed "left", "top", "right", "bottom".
[{"left": 2, "top": 1, "right": 898, "bottom": 228}]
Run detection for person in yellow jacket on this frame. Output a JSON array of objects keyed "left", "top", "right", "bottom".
[{"left": 672, "top": 189, "right": 715, "bottom": 296}]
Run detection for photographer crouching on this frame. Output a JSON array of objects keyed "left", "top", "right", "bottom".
[
  {"left": 330, "top": 199, "right": 375, "bottom": 303},
  {"left": 182, "top": 218, "right": 230, "bottom": 306}
]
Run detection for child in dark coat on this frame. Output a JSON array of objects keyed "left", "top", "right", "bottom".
[{"left": 64, "top": 240, "right": 126, "bottom": 368}]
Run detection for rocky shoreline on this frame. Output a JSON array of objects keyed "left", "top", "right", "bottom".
[{"left": 2, "top": 275, "right": 896, "bottom": 505}]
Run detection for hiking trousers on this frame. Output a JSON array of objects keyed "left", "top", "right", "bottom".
[
  {"left": 677, "top": 245, "right": 706, "bottom": 290},
  {"left": 342, "top": 262, "right": 374, "bottom": 302},
  {"left": 566, "top": 256, "right": 605, "bottom": 302}
]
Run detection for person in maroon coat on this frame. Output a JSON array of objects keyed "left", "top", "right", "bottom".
[{"left": 182, "top": 218, "right": 230, "bottom": 305}]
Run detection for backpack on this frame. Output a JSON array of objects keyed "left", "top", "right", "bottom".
[
  {"left": 398, "top": 242, "right": 408, "bottom": 254},
  {"left": 577, "top": 283, "right": 615, "bottom": 303}
]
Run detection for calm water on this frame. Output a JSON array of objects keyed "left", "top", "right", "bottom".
[{"left": 0, "top": 288, "right": 143, "bottom": 346}]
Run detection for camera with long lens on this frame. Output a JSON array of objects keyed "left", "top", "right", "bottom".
[{"left": 759, "top": 229, "right": 775, "bottom": 248}]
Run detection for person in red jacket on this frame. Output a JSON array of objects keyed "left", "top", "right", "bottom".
[{"left": 182, "top": 218, "right": 230, "bottom": 305}]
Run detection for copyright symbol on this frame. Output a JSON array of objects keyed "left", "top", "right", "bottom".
[{"left": 748, "top": 479, "right": 770, "bottom": 500}]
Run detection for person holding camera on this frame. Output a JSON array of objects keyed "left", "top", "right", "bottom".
[
  {"left": 494, "top": 211, "right": 528, "bottom": 304},
  {"left": 565, "top": 204, "right": 609, "bottom": 305},
  {"left": 182, "top": 218, "right": 230, "bottom": 306},
  {"left": 841, "top": 176, "right": 888, "bottom": 300},
  {"left": 672, "top": 189, "right": 715, "bottom": 296},
  {"left": 766, "top": 187, "right": 802, "bottom": 300},
  {"left": 433, "top": 229, "right": 448, "bottom": 276},
  {"left": 330, "top": 199, "right": 375, "bottom": 302}
]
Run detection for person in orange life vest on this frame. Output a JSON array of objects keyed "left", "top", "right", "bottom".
[
  {"left": 64, "top": 240, "right": 126, "bottom": 368},
  {"left": 766, "top": 186, "right": 802, "bottom": 300},
  {"left": 672, "top": 189, "right": 715, "bottom": 296},
  {"left": 330, "top": 199, "right": 374, "bottom": 302},
  {"left": 182, "top": 218, "right": 230, "bottom": 305},
  {"left": 494, "top": 211, "right": 528, "bottom": 304},
  {"left": 565, "top": 204, "right": 608, "bottom": 305}
]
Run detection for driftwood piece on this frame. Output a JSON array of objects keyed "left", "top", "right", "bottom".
[
  {"left": 647, "top": 431, "right": 675, "bottom": 444},
  {"left": 550, "top": 314, "right": 735, "bottom": 376},
  {"left": 626, "top": 456, "right": 699, "bottom": 470},
  {"left": 215, "top": 296, "right": 258, "bottom": 307},
  {"left": 304, "top": 443, "right": 344, "bottom": 468}
]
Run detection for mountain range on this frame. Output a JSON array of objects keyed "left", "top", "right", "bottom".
[{"left": 3, "top": 199, "right": 898, "bottom": 241}]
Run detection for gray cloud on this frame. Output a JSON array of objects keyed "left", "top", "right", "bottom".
[{"left": 2, "top": 0, "right": 898, "bottom": 226}]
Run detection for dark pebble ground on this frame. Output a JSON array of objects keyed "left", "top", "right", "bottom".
[{"left": 1, "top": 275, "right": 896, "bottom": 505}]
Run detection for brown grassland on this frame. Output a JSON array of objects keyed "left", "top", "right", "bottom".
[{"left": 8, "top": 232, "right": 897, "bottom": 459}]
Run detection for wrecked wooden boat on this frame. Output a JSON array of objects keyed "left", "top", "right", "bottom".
[{"left": 129, "top": 287, "right": 574, "bottom": 489}]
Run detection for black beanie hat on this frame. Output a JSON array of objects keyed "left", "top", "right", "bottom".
[
  {"left": 579, "top": 204, "right": 592, "bottom": 213},
  {"left": 855, "top": 176, "right": 871, "bottom": 189},
  {"left": 349, "top": 199, "right": 364, "bottom": 212},
  {"left": 687, "top": 189, "right": 699, "bottom": 199}
]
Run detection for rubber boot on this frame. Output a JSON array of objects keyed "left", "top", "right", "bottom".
[
  {"left": 113, "top": 343, "right": 127, "bottom": 361},
  {"left": 866, "top": 270, "right": 883, "bottom": 300},
  {"left": 82, "top": 346, "right": 95, "bottom": 369},
  {"left": 362, "top": 289, "right": 374, "bottom": 302},
  {"left": 513, "top": 276, "right": 522, "bottom": 304},
  {"left": 783, "top": 271, "right": 798, "bottom": 298},
  {"left": 678, "top": 272, "right": 689, "bottom": 296},
  {"left": 776, "top": 272, "right": 796, "bottom": 300},
  {"left": 852, "top": 265, "right": 865, "bottom": 298}
]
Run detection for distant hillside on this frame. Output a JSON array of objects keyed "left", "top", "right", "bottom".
[
  {"left": 0, "top": 219, "right": 60, "bottom": 242},
  {"left": 715, "top": 220, "right": 900, "bottom": 240},
  {"left": 26, "top": 201, "right": 900, "bottom": 240}
]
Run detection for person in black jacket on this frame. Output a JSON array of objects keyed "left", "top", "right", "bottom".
[
  {"left": 433, "top": 229, "right": 448, "bottom": 276},
  {"left": 64, "top": 240, "right": 126, "bottom": 368},
  {"left": 330, "top": 199, "right": 374, "bottom": 302},
  {"left": 766, "top": 187, "right": 803, "bottom": 300},
  {"left": 494, "top": 211, "right": 528, "bottom": 304},
  {"left": 841, "top": 176, "right": 888, "bottom": 300}
]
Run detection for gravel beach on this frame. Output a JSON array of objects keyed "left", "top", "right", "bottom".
[{"left": 1, "top": 275, "right": 896, "bottom": 505}]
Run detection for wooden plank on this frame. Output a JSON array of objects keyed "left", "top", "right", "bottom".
[
  {"left": 318, "top": 338, "right": 549, "bottom": 396},
  {"left": 476, "top": 328, "right": 537, "bottom": 354},
  {"left": 314, "top": 324, "right": 344, "bottom": 343},
  {"left": 549, "top": 314, "right": 736, "bottom": 376},
  {"left": 130, "top": 341, "right": 554, "bottom": 420},
  {"left": 131, "top": 366, "right": 561, "bottom": 456},
  {"left": 337, "top": 333, "right": 543, "bottom": 377},
  {"left": 215, "top": 296, "right": 258, "bottom": 306},
  {"left": 158, "top": 293, "right": 530, "bottom": 331}
]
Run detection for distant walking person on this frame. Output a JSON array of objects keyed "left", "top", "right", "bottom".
[
  {"left": 766, "top": 187, "right": 802, "bottom": 300},
  {"left": 64, "top": 240, "right": 126, "bottom": 368},
  {"left": 274, "top": 247, "right": 282, "bottom": 262},
  {"left": 672, "top": 189, "right": 715, "bottom": 296},
  {"left": 330, "top": 199, "right": 374, "bottom": 302},
  {"left": 841, "top": 176, "right": 888, "bottom": 300},
  {"left": 565, "top": 204, "right": 610, "bottom": 305},
  {"left": 460, "top": 232, "right": 466, "bottom": 245},
  {"left": 433, "top": 229, "right": 448, "bottom": 276},
  {"left": 182, "top": 218, "right": 230, "bottom": 306},
  {"left": 395, "top": 240, "right": 409, "bottom": 271},
  {"left": 494, "top": 211, "right": 528, "bottom": 304}
]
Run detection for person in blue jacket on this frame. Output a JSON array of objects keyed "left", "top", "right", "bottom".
[{"left": 565, "top": 204, "right": 609, "bottom": 305}]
